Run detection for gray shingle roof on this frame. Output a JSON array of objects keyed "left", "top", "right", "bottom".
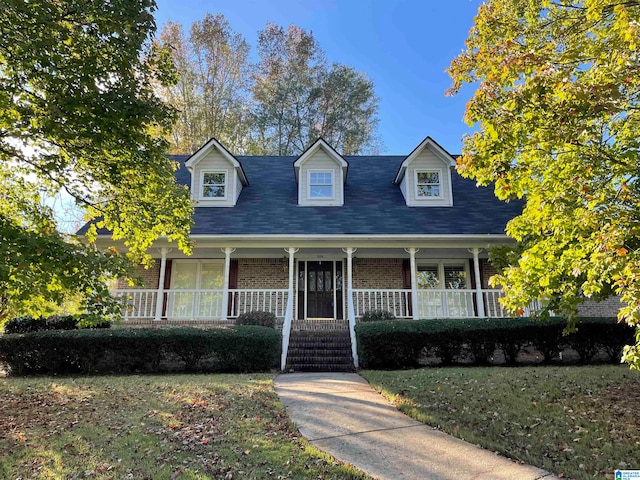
[{"left": 167, "top": 154, "right": 521, "bottom": 236}]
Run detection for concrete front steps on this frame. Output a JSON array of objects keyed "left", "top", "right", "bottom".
[{"left": 286, "top": 330, "right": 355, "bottom": 372}]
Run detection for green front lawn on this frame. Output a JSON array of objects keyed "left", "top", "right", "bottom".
[
  {"left": 361, "top": 365, "right": 639, "bottom": 480},
  {"left": 0, "top": 374, "right": 370, "bottom": 479}
]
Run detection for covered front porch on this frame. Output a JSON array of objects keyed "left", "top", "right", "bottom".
[
  {"left": 112, "top": 246, "right": 522, "bottom": 325},
  {"left": 112, "top": 239, "right": 534, "bottom": 370}
]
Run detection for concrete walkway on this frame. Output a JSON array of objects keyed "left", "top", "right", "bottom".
[{"left": 275, "top": 372, "right": 557, "bottom": 480}]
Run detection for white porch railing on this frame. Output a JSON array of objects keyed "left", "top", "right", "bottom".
[
  {"left": 165, "top": 289, "right": 225, "bottom": 320},
  {"left": 483, "top": 290, "right": 543, "bottom": 318},
  {"left": 113, "top": 290, "right": 158, "bottom": 320},
  {"left": 416, "top": 289, "right": 477, "bottom": 318},
  {"left": 484, "top": 290, "right": 506, "bottom": 318},
  {"left": 113, "top": 288, "right": 289, "bottom": 321},
  {"left": 352, "top": 289, "right": 413, "bottom": 318},
  {"left": 229, "top": 289, "right": 289, "bottom": 319},
  {"left": 349, "top": 288, "right": 541, "bottom": 319},
  {"left": 113, "top": 288, "right": 541, "bottom": 322}
]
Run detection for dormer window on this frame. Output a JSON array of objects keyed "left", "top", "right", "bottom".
[
  {"left": 294, "top": 139, "right": 347, "bottom": 206},
  {"left": 201, "top": 171, "right": 227, "bottom": 199},
  {"left": 308, "top": 170, "right": 334, "bottom": 199},
  {"left": 394, "top": 137, "right": 454, "bottom": 207},
  {"left": 415, "top": 170, "right": 442, "bottom": 198}
]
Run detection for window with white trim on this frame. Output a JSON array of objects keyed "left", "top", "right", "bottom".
[
  {"left": 417, "top": 262, "right": 472, "bottom": 317},
  {"left": 308, "top": 171, "right": 334, "bottom": 199},
  {"left": 415, "top": 170, "right": 441, "bottom": 198},
  {"left": 417, "top": 262, "right": 468, "bottom": 290},
  {"left": 201, "top": 171, "right": 226, "bottom": 199},
  {"left": 168, "top": 260, "right": 225, "bottom": 318}
]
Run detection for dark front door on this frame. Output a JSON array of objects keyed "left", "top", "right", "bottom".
[{"left": 307, "top": 261, "right": 334, "bottom": 318}]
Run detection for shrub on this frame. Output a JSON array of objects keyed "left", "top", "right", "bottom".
[
  {"left": 565, "top": 317, "right": 634, "bottom": 363},
  {"left": 235, "top": 310, "right": 276, "bottom": 328},
  {"left": 597, "top": 322, "right": 635, "bottom": 363},
  {"left": 528, "top": 318, "right": 566, "bottom": 363},
  {"left": 0, "top": 326, "right": 281, "bottom": 376},
  {"left": 456, "top": 319, "right": 498, "bottom": 364},
  {"left": 356, "top": 316, "right": 633, "bottom": 369},
  {"left": 493, "top": 318, "right": 531, "bottom": 365},
  {"left": 356, "top": 320, "right": 436, "bottom": 369},
  {"left": 3, "top": 314, "right": 110, "bottom": 334},
  {"left": 3, "top": 316, "right": 46, "bottom": 334},
  {"left": 360, "top": 310, "right": 396, "bottom": 322}
]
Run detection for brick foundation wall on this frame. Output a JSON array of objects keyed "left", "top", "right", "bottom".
[
  {"left": 117, "top": 264, "right": 160, "bottom": 289},
  {"left": 352, "top": 258, "right": 405, "bottom": 289},
  {"left": 237, "top": 258, "right": 288, "bottom": 289}
]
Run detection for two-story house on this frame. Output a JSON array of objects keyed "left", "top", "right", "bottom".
[{"left": 83, "top": 136, "right": 617, "bottom": 369}]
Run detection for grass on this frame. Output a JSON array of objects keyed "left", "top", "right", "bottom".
[
  {"left": 361, "top": 365, "right": 640, "bottom": 480},
  {"left": 0, "top": 374, "right": 371, "bottom": 480}
]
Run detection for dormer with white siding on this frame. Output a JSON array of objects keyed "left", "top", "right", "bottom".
[
  {"left": 293, "top": 138, "right": 348, "bottom": 206},
  {"left": 393, "top": 136, "right": 455, "bottom": 207},
  {"left": 184, "top": 138, "right": 249, "bottom": 207}
]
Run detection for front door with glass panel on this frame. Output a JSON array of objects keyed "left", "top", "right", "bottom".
[{"left": 297, "top": 261, "right": 343, "bottom": 319}]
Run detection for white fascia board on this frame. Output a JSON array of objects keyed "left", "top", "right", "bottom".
[
  {"left": 93, "top": 233, "right": 512, "bottom": 245},
  {"left": 186, "top": 233, "right": 513, "bottom": 249},
  {"left": 91, "top": 233, "right": 514, "bottom": 255},
  {"left": 394, "top": 136, "right": 456, "bottom": 184}
]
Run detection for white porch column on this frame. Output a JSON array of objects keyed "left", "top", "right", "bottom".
[
  {"left": 287, "top": 248, "right": 297, "bottom": 298},
  {"left": 471, "top": 248, "right": 486, "bottom": 318},
  {"left": 405, "top": 248, "right": 419, "bottom": 320},
  {"left": 154, "top": 248, "right": 169, "bottom": 321},
  {"left": 281, "top": 247, "right": 298, "bottom": 370},
  {"left": 342, "top": 247, "right": 358, "bottom": 368},
  {"left": 220, "top": 247, "right": 236, "bottom": 321}
]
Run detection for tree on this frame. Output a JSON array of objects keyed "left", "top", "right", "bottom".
[
  {"left": 448, "top": 0, "right": 640, "bottom": 367},
  {"left": 252, "top": 23, "right": 327, "bottom": 155},
  {"left": 157, "top": 14, "right": 253, "bottom": 154},
  {"left": 0, "top": 0, "right": 193, "bottom": 323},
  {"left": 316, "top": 64, "right": 380, "bottom": 155},
  {"left": 252, "top": 23, "right": 380, "bottom": 155},
  {"left": 157, "top": 17, "right": 380, "bottom": 156}
]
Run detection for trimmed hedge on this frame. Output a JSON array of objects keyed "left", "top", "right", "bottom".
[
  {"left": 355, "top": 317, "right": 635, "bottom": 369},
  {"left": 0, "top": 326, "right": 281, "bottom": 376},
  {"left": 4, "top": 315, "right": 110, "bottom": 334},
  {"left": 360, "top": 310, "right": 396, "bottom": 322},
  {"left": 235, "top": 310, "right": 277, "bottom": 328}
]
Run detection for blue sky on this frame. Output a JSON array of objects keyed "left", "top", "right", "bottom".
[{"left": 153, "top": 0, "right": 482, "bottom": 155}]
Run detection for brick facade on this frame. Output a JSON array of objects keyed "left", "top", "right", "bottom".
[
  {"left": 352, "top": 258, "right": 405, "bottom": 289},
  {"left": 480, "top": 260, "right": 498, "bottom": 289},
  {"left": 117, "top": 264, "right": 160, "bottom": 289},
  {"left": 237, "top": 258, "right": 288, "bottom": 289},
  {"left": 577, "top": 296, "right": 621, "bottom": 317}
]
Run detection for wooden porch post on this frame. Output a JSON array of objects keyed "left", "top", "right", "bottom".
[
  {"left": 221, "top": 247, "right": 236, "bottom": 321},
  {"left": 154, "top": 248, "right": 168, "bottom": 321},
  {"left": 405, "top": 248, "right": 419, "bottom": 320},
  {"left": 471, "top": 248, "right": 486, "bottom": 318}
]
